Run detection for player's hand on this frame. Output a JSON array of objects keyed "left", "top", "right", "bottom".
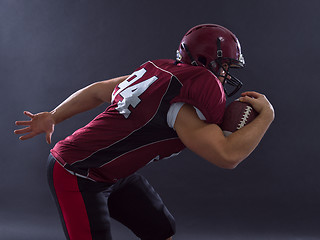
[
  {"left": 14, "top": 111, "right": 55, "bottom": 144},
  {"left": 239, "top": 91, "right": 275, "bottom": 121}
]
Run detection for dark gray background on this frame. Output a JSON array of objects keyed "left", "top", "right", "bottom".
[{"left": 1, "top": 0, "right": 319, "bottom": 239}]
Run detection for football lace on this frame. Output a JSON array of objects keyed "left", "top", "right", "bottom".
[{"left": 237, "top": 106, "right": 252, "bottom": 130}]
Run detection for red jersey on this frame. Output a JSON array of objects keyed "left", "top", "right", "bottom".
[{"left": 51, "top": 59, "right": 226, "bottom": 182}]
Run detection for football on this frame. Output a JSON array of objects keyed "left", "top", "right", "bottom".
[{"left": 220, "top": 100, "right": 258, "bottom": 136}]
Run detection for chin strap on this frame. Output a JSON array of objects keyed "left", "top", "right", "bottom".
[
  {"left": 181, "top": 43, "right": 198, "bottom": 66},
  {"left": 216, "top": 37, "right": 223, "bottom": 58}
]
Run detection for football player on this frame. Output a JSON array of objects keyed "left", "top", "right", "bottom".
[{"left": 14, "top": 24, "right": 274, "bottom": 240}]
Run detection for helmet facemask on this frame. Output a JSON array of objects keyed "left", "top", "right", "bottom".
[{"left": 209, "top": 59, "right": 243, "bottom": 97}]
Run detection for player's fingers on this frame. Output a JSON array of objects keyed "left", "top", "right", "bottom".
[
  {"left": 239, "top": 95, "right": 255, "bottom": 104},
  {"left": 23, "top": 111, "right": 34, "bottom": 118},
  {"left": 14, "top": 126, "right": 32, "bottom": 134},
  {"left": 15, "top": 120, "right": 32, "bottom": 126},
  {"left": 19, "top": 132, "right": 36, "bottom": 141},
  {"left": 241, "top": 91, "right": 261, "bottom": 98}
]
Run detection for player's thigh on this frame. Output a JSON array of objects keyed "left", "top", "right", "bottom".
[
  {"left": 77, "top": 178, "right": 114, "bottom": 240},
  {"left": 47, "top": 155, "right": 113, "bottom": 240},
  {"left": 108, "top": 174, "right": 176, "bottom": 240}
]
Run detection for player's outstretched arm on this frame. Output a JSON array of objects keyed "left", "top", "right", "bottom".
[
  {"left": 14, "top": 75, "right": 129, "bottom": 143},
  {"left": 174, "top": 91, "right": 274, "bottom": 169},
  {"left": 50, "top": 75, "right": 129, "bottom": 124}
]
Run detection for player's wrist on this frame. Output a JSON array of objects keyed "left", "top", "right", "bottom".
[
  {"left": 258, "top": 107, "right": 275, "bottom": 123},
  {"left": 50, "top": 109, "right": 58, "bottom": 125}
]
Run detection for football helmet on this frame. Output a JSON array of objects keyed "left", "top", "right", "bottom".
[{"left": 176, "top": 24, "right": 245, "bottom": 97}]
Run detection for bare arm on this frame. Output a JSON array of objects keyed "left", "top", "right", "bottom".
[
  {"left": 51, "top": 75, "right": 129, "bottom": 124},
  {"left": 174, "top": 91, "right": 274, "bottom": 169},
  {"left": 14, "top": 75, "right": 129, "bottom": 143}
]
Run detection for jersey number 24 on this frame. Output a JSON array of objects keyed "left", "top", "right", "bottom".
[{"left": 112, "top": 68, "right": 158, "bottom": 118}]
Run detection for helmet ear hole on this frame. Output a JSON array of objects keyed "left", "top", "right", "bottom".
[{"left": 197, "top": 56, "right": 207, "bottom": 66}]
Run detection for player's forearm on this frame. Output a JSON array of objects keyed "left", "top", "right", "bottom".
[
  {"left": 50, "top": 75, "right": 129, "bottom": 124},
  {"left": 223, "top": 110, "right": 274, "bottom": 167},
  {"left": 50, "top": 82, "right": 106, "bottom": 124}
]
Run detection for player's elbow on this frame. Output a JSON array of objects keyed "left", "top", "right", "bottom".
[
  {"left": 207, "top": 152, "right": 244, "bottom": 170},
  {"left": 216, "top": 158, "right": 240, "bottom": 170},
  {"left": 222, "top": 161, "right": 239, "bottom": 170},
  {"left": 219, "top": 161, "right": 238, "bottom": 170}
]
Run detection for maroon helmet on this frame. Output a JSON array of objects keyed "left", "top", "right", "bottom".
[{"left": 176, "top": 24, "right": 245, "bottom": 97}]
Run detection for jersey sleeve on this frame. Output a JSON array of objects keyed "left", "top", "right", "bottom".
[
  {"left": 167, "top": 102, "right": 206, "bottom": 129},
  {"left": 167, "top": 102, "right": 184, "bottom": 129},
  {"left": 171, "top": 68, "right": 226, "bottom": 124}
]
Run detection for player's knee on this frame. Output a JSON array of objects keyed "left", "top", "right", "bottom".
[
  {"left": 138, "top": 208, "right": 175, "bottom": 240},
  {"left": 153, "top": 209, "right": 176, "bottom": 239},
  {"left": 162, "top": 210, "right": 176, "bottom": 238}
]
